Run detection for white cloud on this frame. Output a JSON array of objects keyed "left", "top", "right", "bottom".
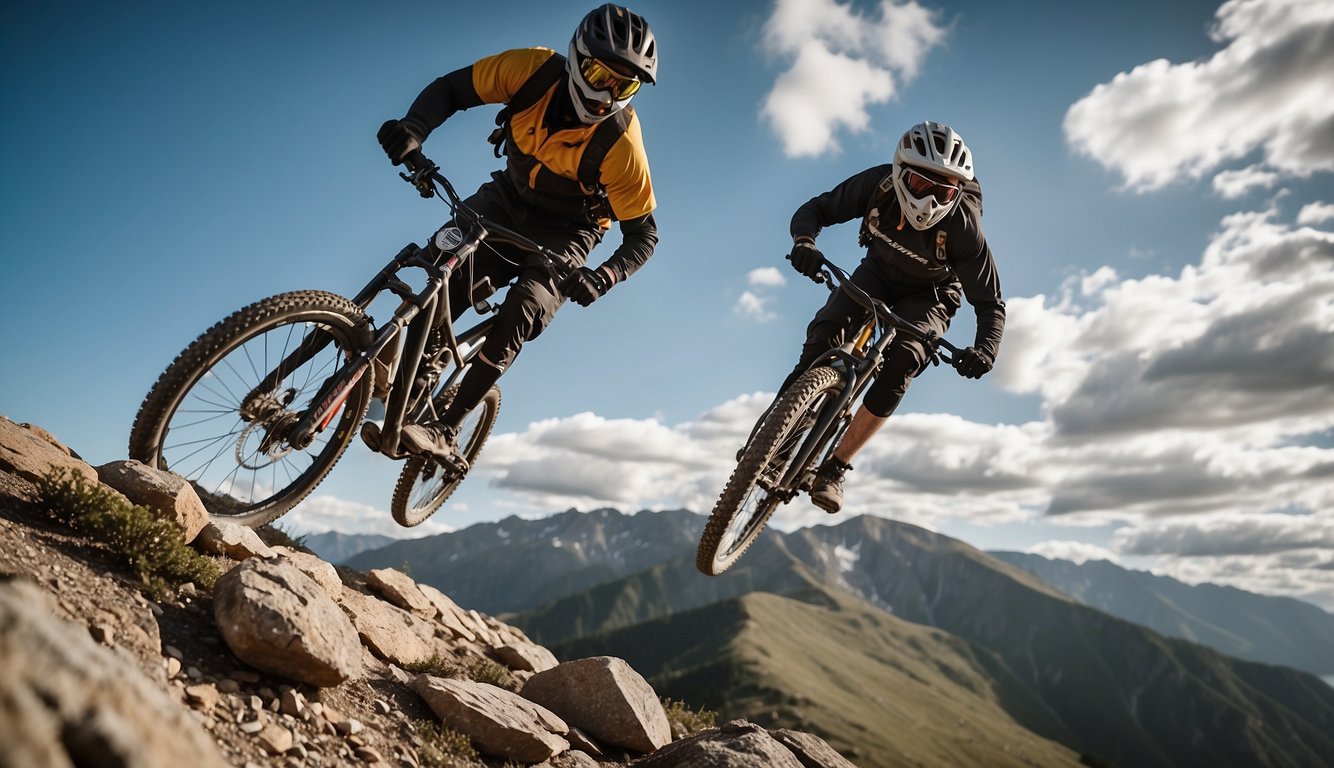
[
  {"left": 761, "top": 0, "right": 947, "bottom": 157},
  {"left": 285, "top": 494, "right": 453, "bottom": 538},
  {"left": 1064, "top": 0, "right": 1334, "bottom": 191},
  {"left": 1114, "top": 512, "right": 1334, "bottom": 557},
  {"left": 1024, "top": 540, "right": 1120, "bottom": 565},
  {"left": 1212, "top": 165, "right": 1280, "bottom": 198},
  {"left": 736, "top": 290, "right": 777, "bottom": 322},
  {"left": 748, "top": 267, "right": 787, "bottom": 288},
  {"left": 1298, "top": 201, "right": 1334, "bottom": 226}
]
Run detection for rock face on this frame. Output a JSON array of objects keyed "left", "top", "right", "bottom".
[
  {"left": 0, "top": 419, "right": 873, "bottom": 768},
  {"left": 213, "top": 558, "right": 362, "bottom": 686},
  {"left": 522, "top": 656, "right": 671, "bottom": 753},
  {"left": 415, "top": 675, "right": 570, "bottom": 762},
  {"left": 0, "top": 416, "right": 98, "bottom": 488},
  {"left": 632, "top": 720, "right": 810, "bottom": 768},
  {"left": 0, "top": 578, "right": 229, "bottom": 768},
  {"left": 95, "top": 459, "right": 209, "bottom": 543}
]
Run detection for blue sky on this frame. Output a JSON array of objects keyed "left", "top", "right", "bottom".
[{"left": 4, "top": 1, "right": 1333, "bottom": 608}]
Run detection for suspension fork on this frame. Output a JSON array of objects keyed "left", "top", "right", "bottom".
[
  {"left": 241, "top": 244, "right": 422, "bottom": 411},
  {"left": 778, "top": 353, "right": 877, "bottom": 489}
]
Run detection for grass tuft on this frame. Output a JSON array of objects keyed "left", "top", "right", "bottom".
[
  {"left": 35, "top": 468, "right": 220, "bottom": 599},
  {"left": 413, "top": 719, "right": 483, "bottom": 768},
  {"left": 403, "top": 652, "right": 461, "bottom": 678},
  {"left": 662, "top": 697, "right": 717, "bottom": 736}
]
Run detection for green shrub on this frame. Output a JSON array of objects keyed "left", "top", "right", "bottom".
[
  {"left": 662, "top": 698, "right": 717, "bottom": 736},
  {"left": 413, "top": 719, "right": 483, "bottom": 768},
  {"left": 35, "top": 468, "right": 220, "bottom": 599}
]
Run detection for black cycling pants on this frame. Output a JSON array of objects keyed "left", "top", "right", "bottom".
[
  {"left": 780, "top": 260, "right": 958, "bottom": 418},
  {"left": 442, "top": 178, "right": 602, "bottom": 371}
]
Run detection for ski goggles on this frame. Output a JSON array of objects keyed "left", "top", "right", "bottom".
[
  {"left": 578, "top": 55, "right": 642, "bottom": 100},
  {"left": 901, "top": 167, "right": 962, "bottom": 204}
]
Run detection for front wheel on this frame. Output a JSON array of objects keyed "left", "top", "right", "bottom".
[
  {"left": 697, "top": 366, "right": 844, "bottom": 575},
  {"left": 390, "top": 384, "right": 501, "bottom": 527},
  {"left": 128, "top": 290, "right": 373, "bottom": 528}
]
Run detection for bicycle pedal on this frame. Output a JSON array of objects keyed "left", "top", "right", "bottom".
[{"left": 360, "top": 421, "right": 383, "bottom": 452}]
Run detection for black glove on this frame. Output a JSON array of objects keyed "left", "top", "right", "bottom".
[
  {"left": 377, "top": 118, "right": 424, "bottom": 166},
  {"left": 787, "top": 240, "right": 824, "bottom": 281},
  {"left": 954, "top": 346, "right": 994, "bottom": 379},
  {"left": 560, "top": 266, "right": 610, "bottom": 307}
]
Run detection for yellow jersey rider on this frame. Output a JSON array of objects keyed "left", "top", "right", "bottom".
[{"left": 375, "top": 5, "right": 659, "bottom": 463}]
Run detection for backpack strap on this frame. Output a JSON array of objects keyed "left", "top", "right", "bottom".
[
  {"left": 858, "top": 171, "right": 896, "bottom": 247},
  {"left": 575, "top": 106, "right": 632, "bottom": 192},
  {"left": 488, "top": 52, "right": 569, "bottom": 157}
]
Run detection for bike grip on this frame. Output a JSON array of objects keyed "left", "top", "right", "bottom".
[{"left": 403, "top": 149, "right": 428, "bottom": 172}]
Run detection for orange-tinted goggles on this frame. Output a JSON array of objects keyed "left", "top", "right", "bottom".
[
  {"left": 902, "top": 167, "right": 962, "bottom": 204},
  {"left": 579, "top": 55, "right": 642, "bottom": 100}
]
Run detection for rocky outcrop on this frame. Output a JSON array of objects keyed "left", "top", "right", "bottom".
[
  {"left": 196, "top": 520, "right": 276, "bottom": 560},
  {"left": 95, "top": 459, "right": 209, "bottom": 543},
  {"left": 0, "top": 416, "right": 97, "bottom": 488},
  {"left": 415, "top": 675, "right": 571, "bottom": 762},
  {"left": 633, "top": 720, "right": 830, "bottom": 768},
  {"left": 0, "top": 419, "right": 865, "bottom": 768},
  {"left": 0, "top": 578, "right": 229, "bottom": 768},
  {"left": 523, "top": 656, "right": 671, "bottom": 753},
  {"left": 213, "top": 558, "right": 362, "bottom": 686}
]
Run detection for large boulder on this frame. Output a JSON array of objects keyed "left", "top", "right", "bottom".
[
  {"left": 414, "top": 675, "right": 569, "bottom": 762},
  {"left": 195, "top": 521, "right": 276, "bottom": 560},
  {"left": 213, "top": 558, "right": 361, "bottom": 686},
  {"left": 0, "top": 416, "right": 97, "bottom": 488},
  {"left": 521, "top": 656, "right": 670, "bottom": 753},
  {"left": 272, "top": 545, "right": 343, "bottom": 599},
  {"left": 95, "top": 459, "right": 209, "bottom": 543},
  {"left": 631, "top": 720, "right": 807, "bottom": 768},
  {"left": 367, "top": 568, "right": 436, "bottom": 618},
  {"left": 772, "top": 729, "right": 861, "bottom": 768},
  {"left": 337, "top": 587, "right": 439, "bottom": 667},
  {"left": 0, "top": 578, "right": 229, "bottom": 768}
]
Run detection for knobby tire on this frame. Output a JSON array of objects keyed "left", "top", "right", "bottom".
[
  {"left": 697, "top": 366, "right": 843, "bottom": 575},
  {"left": 390, "top": 384, "right": 501, "bottom": 527},
  {"left": 128, "top": 290, "right": 373, "bottom": 529}
]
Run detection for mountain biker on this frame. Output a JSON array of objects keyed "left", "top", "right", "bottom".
[
  {"left": 375, "top": 4, "right": 658, "bottom": 464},
  {"left": 782, "top": 121, "right": 1004, "bottom": 513}
]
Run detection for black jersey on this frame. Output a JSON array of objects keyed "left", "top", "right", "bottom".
[{"left": 790, "top": 164, "right": 1005, "bottom": 360}]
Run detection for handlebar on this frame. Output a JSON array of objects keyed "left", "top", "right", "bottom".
[
  {"left": 815, "top": 258, "right": 961, "bottom": 364},
  {"left": 399, "top": 149, "right": 575, "bottom": 280}
]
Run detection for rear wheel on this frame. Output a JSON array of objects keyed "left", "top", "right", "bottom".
[
  {"left": 390, "top": 384, "right": 501, "bottom": 527},
  {"left": 128, "top": 291, "right": 373, "bottom": 528},
  {"left": 697, "top": 367, "right": 843, "bottom": 575}
]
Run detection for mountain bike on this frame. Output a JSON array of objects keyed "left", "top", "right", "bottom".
[
  {"left": 129, "top": 150, "right": 573, "bottom": 529},
  {"left": 697, "top": 259, "right": 962, "bottom": 576}
]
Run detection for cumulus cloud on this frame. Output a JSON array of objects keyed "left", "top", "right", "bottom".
[
  {"left": 1064, "top": 0, "right": 1334, "bottom": 191},
  {"left": 1024, "top": 540, "right": 1120, "bottom": 565},
  {"left": 748, "top": 267, "right": 787, "bottom": 287},
  {"left": 286, "top": 494, "right": 453, "bottom": 537},
  {"left": 1212, "top": 166, "right": 1280, "bottom": 198},
  {"left": 736, "top": 290, "right": 778, "bottom": 322},
  {"left": 761, "top": 0, "right": 947, "bottom": 157},
  {"left": 1298, "top": 201, "right": 1334, "bottom": 225},
  {"left": 1114, "top": 512, "right": 1334, "bottom": 557}
]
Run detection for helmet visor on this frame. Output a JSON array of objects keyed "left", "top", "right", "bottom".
[
  {"left": 578, "top": 55, "right": 642, "bottom": 100},
  {"left": 901, "top": 167, "right": 961, "bottom": 204}
]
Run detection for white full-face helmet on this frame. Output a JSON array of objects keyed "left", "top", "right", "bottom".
[
  {"left": 567, "top": 4, "right": 657, "bottom": 124},
  {"left": 891, "top": 121, "right": 974, "bottom": 231}
]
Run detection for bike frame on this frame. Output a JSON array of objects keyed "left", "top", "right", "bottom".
[
  {"left": 768, "top": 262, "right": 960, "bottom": 496},
  {"left": 247, "top": 150, "right": 570, "bottom": 460}
]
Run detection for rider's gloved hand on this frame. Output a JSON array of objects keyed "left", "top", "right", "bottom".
[
  {"left": 954, "top": 346, "right": 994, "bottom": 379},
  {"left": 377, "top": 118, "right": 425, "bottom": 166},
  {"left": 560, "top": 266, "right": 611, "bottom": 307},
  {"left": 787, "top": 239, "right": 824, "bottom": 282}
]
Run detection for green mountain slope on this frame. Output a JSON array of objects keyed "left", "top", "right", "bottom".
[
  {"left": 991, "top": 551, "right": 1334, "bottom": 674},
  {"left": 557, "top": 587, "right": 1082, "bottom": 768}
]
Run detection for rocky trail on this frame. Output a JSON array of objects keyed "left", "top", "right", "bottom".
[{"left": 0, "top": 415, "right": 858, "bottom": 768}]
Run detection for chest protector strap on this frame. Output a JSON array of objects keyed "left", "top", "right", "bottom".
[{"left": 486, "top": 53, "right": 631, "bottom": 224}]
